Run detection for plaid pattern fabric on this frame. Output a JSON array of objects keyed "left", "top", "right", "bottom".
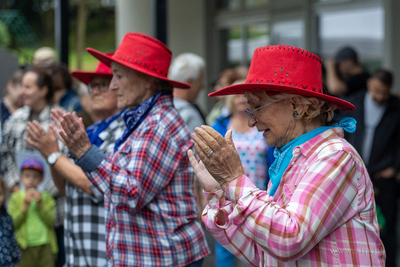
[
  {"left": 64, "top": 114, "right": 125, "bottom": 267},
  {"left": 0, "top": 105, "right": 68, "bottom": 227},
  {"left": 85, "top": 95, "right": 210, "bottom": 266},
  {"left": 203, "top": 127, "right": 385, "bottom": 266}
]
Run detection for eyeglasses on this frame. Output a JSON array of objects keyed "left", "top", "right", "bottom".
[
  {"left": 244, "top": 101, "right": 276, "bottom": 126},
  {"left": 88, "top": 81, "right": 110, "bottom": 94}
]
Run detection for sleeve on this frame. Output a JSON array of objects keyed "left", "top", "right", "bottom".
[
  {"left": 8, "top": 216, "right": 21, "bottom": 264},
  {"left": 0, "top": 118, "right": 19, "bottom": 189},
  {"left": 203, "top": 150, "right": 360, "bottom": 264},
  {"left": 79, "top": 123, "right": 185, "bottom": 213},
  {"left": 37, "top": 192, "right": 56, "bottom": 228},
  {"left": 7, "top": 193, "right": 27, "bottom": 230}
]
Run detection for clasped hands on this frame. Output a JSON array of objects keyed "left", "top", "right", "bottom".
[
  {"left": 188, "top": 125, "right": 244, "bottom": 192},
  {"left": 25, "top": 109, "right": 91, "bottom": 160}
]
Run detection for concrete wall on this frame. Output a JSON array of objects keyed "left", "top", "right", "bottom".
[
  {"left": 115, "top": 0, "right": 209, "bottom": 112},
  {"left": 115, "top": 0, "right": 153, "bottom": 45}
]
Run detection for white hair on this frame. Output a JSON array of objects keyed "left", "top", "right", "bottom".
[{"left": 168, "top": 53, "right": 205, "bottom": 83}]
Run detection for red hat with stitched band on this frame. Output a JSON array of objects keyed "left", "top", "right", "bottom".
[
  {"left": 86, "top": 32, "right": 190, "bottom": 89},
  {"left": 209, "top": 45, "right": 355, "bottom": 111},
  {"left": 72, "top": 53, "right": 114, "bottom": 85}
]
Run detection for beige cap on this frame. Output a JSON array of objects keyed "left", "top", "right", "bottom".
[{"left": 33, "top": 47, "right": 57, "bottom": 66}]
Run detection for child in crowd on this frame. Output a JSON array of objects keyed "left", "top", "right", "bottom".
[
  {"left": 8, "top": 158, "right": 58, "bottom": 267},
  {"left": 0, "top": 178, "right": 21, "bottom": 266}
]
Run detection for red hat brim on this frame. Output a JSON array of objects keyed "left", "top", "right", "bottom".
[
  {"left": 86, "top": 48, "right": 190, "bottom": 89},
  {"left": 72, "top": 71, "right": 112, "bottom": 85},
  {"left": 209, "top": 83, "right": 355, "bottom": 111}
]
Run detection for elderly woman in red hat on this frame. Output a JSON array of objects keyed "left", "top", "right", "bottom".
[
  {"left": 26, "top": 57, "right": 125, "bottom": 267},
  {"left": 48, "top": 33, "right": 209, "bottom": 267},
  {"left": 188, "top": 45, "right": 385, "bottom": 266}
]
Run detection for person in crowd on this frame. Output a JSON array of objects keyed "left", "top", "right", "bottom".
[
  {"left": 188, "top": 45, "right": 385, "bottom": 266},
  {"left": 341, "top": 69, "right": 400, "bottom": 267},
  {"left": 0, "top": 178, "right": 21, "bottom": 267},
  {"left": 1, "top": 69, "right": 24, "bottom": 124},
  {"left": 211, "top": 83, "right": 271, "bottom": 267},
  {"left": 0, "top": 67, "right": 68, "bottom": 267},
  {"left": 50, "top": 64, "right": 82, "bottom": 113},
  {"left": 25, "top": 57, "right": 124, "bottom": 267},
  {"left": 33, "top": 47, "right": 57, "bottom": 67},
  {"left": 8, "top": 158, "right": 57, "bottom": 267},
  {"left": 206, "top": 68, "right": 241, "bottom": 125},
  {"left": 325, "top": 46, "right": 370, "bottom": 97},
  {"left": 169, "top": 53, "right": 206, "bottom": 133},
  {"left": 50, "top": 32, "right": 210, "bottom": 266},
  {"left": 168, "top": 53, "right": 207, "bottom": 220}
]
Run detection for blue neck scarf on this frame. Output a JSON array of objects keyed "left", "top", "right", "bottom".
[
  {"left": 268, "top": 117, "right": 356, "bottom": 196},
  {"left": 114, "top": 91, "right": 172, "bottom": 151},
  {"left": 86, "top": 110, "right": 124, "bottom": 147}
]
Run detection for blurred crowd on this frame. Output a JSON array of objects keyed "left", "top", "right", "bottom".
[{"left": 0, "top": 40, "right": 399, "bottom": 267}]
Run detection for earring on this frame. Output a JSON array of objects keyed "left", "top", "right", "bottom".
[{"left": 293, "top": 111, "right": 299, "bottom": 118}]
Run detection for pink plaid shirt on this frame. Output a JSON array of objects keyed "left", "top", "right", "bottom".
[{"left": 203, "top": 127, "right": 385, "bottom": 266}]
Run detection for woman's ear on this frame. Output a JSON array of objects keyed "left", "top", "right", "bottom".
[{"left": 289, "top": 97, "right": 305, "bottom": 118}]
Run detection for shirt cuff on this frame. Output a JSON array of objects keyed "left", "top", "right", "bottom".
[
  {"left": 75, "top": 145, "right": 105, "bottom": 172},
  {"left": 224, "top": 175, "right": 258, "bottom": 203}
]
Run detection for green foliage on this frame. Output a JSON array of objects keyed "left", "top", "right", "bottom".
[{"left": 0, "top": 20, "right": 11, "bottom": 48}]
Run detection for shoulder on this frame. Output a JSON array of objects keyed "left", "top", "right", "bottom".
[
  {"left": 302, "top": 128, "right": 362, "bottom": 164},
  {"left": 9, "top": 191, "right": 24, "bottom": 202},
  {"left": 136, "top": 97, "right": 191, "bottom": 149},
  {"left": 7, "top": 106, "right": 30, "bottom": 122}
]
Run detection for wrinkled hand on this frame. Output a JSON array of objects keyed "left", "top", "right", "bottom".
[
  {"left": 187, "top": 149, "right": 221, "bottom": 192},
  {"left": 25, "top": 121, "right": 60, "bottom": 158},
  {"left": 191, "top": 125, "right": 244, "bottom": 191},
  {"left": 50, "top": 109, "right": 91, "bottom": 159}
]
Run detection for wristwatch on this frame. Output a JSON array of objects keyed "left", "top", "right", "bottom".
[{"left": 47, "top": 152, "right": 62, "bottom": 165}]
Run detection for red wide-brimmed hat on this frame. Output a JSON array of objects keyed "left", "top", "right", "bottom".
[
  {"left": 209, "top": 45, "right": 355, "bottom": 111},
  {"left": 71, "top": 54, "right": 113, "bottom": 85},
  {"left": 87, "top": 32, "right": 190, "bottom": 89}
]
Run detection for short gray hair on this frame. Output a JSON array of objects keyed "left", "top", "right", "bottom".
[{"left": 168, "top": 53, "right": 205, "bottom": 82}]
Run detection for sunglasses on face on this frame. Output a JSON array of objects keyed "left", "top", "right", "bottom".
[{"left": 88, "top": 81, "right": 110, "bottom": 94}]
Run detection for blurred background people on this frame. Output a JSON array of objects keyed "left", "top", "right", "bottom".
[
  {"left": 0, "top": 67, "right": 68, "bottom": 267},
  {"left": 206, "top": 68, "right": 241, "bottom": 125},
  {"left": 8, "top": 158, "right": 57, "bottom": 267},
  {"left": 25, "top": 57, "right": 124, "bottom": 267},
  {"left": 32, "top": 47, "right": 57, "bottom": 67},
  {"left": 211, "top": 86, "right": 271, "bottom": 267},
  {"left": 0, "top": 178, "right": 21, "bottom": 267},
  {"left": 169, "top": 52, "right": 206, "bottom": 133},
  {"left": 342, "top": 69, "right": 400, "bottom": 267},
  {"left": 50, "top": 64, "right": 82, "bottom": 113},
  {"left": 325, "top": 46, "right": 370, "bottom": 97},
  {"left": 1, "top": 69, "right": 25, "bottom": 125}
]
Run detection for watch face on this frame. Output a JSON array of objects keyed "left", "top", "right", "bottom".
[
  {"left": 48, "top": 153, "right": 59, "bottom": 164},
  {"left": 48, "top": 154, "right": 56, "bottom": 164}
]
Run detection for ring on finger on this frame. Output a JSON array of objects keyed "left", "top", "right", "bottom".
[
  {"left": 41, "top": 131, "right": 45, "bottom": 136},
  {"left": 207, "top": 150, "right": 214, "bottom": 157}
]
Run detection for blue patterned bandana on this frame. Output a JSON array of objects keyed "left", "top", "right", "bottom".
[{"left": 114, "top": 91, "right": 172, "bottom": 151}]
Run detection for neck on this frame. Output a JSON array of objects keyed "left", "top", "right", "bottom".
[
  {"left": 98, "top": 108, "right": 121, "bottom": 120},
  {"left": 30, "top": 99, "right": 48, "bottom": 113},
  {"left": 53, "top": 89, "right": 67, "bottom": 106},
  {"left": 3, "top": 96, "right": 20, "bottom": 113},
  {"left": 230, "top": 111, "right": 250, "bottom": 133},
  {"left": 173, "top": 89, "right": 191, "bottom": 103}
]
